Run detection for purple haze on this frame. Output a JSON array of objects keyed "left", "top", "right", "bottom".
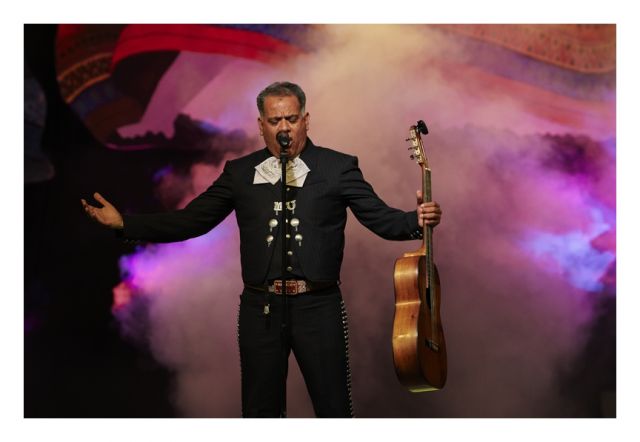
[{"left": 115, "top": 25, "right": 615, "bottom": 417}]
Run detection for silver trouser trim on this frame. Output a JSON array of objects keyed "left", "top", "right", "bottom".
[
  {"left": 340, "top": 298, "right": 354, "bottom": 418},
  {"left": 237, "top": 300, "right": 243, "bottom": 417}
]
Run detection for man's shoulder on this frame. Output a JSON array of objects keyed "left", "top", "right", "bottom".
[
  {"left": 226, "top": 148, "right": 269, "bottom": 169},
  {"left": 307, "top": 143, "right": 356, "bottom": 163}
]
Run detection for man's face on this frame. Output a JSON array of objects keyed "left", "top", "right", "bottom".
[{"left": 258, "top": 95, "right": 310, "bottom": 158}]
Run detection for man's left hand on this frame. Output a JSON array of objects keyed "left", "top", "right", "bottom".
[{"left": 416, "top": 190, "right": 442, "bottom": 228}]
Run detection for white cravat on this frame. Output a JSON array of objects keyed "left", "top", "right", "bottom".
[{"left": 253, "top": 156, "right": 310, "bottom": 187}]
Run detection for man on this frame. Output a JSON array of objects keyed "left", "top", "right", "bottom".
[{"left": 81, "top": 81, "right": 442, "bottom": 417}]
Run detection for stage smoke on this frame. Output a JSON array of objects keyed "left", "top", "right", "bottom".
[{"left": 116, "top": 25, "right": 615, "bottom": 417}]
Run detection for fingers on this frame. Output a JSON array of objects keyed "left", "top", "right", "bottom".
[
  {"left": 81, "top": 198, "right": 97, "bottom": 220},
  {"left": 93, "top": 192, "right": 111, "bottom": 207},
  {"left": 418, "top": 201, "right": 441, "bottom": 213},
  {"left": 81, "top": 195, "right": 103, "bottom": 220},
  {"left": 417, "top": 201, "right": 442, "bottom": 227},
  {"left": 82, "top": 193, "right": 123, "bottom": 229},
  {"left": 420, "top": 201, "right": 441, "bottom": 211},
  {"left": 416, "top": 189, "right": 423, "bottom": 205}
]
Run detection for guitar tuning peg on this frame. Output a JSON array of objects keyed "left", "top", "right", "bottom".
[
  {"left": 410, "top": 155, "right": 415, "bottom": 160},
  {"left": 407, "top": 146, "right": 413, "bottom": 150}
]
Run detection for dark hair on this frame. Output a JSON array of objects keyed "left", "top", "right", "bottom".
[{"left": 256, "top": 81, "right": 306, "bottom": 115}]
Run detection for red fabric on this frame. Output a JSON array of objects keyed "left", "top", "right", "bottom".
[{"left": 112, "top": 24, "right": 302, "bottom": 68}]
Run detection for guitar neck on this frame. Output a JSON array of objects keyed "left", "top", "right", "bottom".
[
  {"left": 422, "top": 167, "right": 435, "bottom": 288},
  {"left": 422, "top": 167, "right": 433, "bottom": 248}
]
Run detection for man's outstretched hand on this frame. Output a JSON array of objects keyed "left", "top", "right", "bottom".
[{"left": 81, "top": 192, "right": 124, "bottom": 229}]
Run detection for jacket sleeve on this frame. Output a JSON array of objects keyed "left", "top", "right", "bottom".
[
  {"left": 339, "top": 155, "right": 422, "bottom": 241},
  {"left": 120, "top": 161, "right": 235, "bottom": 243}
]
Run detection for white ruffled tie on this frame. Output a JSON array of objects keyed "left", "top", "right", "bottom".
[{"left": 253, "top": 156, "right": 310, "bottom": 187}]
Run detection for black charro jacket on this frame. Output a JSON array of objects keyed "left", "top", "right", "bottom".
[{"left": 121, "top": 139, "right": 422, "bottom": 285}]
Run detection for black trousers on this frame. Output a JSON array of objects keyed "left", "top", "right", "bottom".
[{"left": 238, "top": 286, "right": 353, "bottom": 417}]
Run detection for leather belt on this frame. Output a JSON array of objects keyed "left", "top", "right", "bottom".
[{"left": 244, "top": 280, "right": 338, "bottom": 295}]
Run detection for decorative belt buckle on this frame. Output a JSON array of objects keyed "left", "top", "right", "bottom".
[
  {"left": 273, "top": 280, "right": 307, "bottom": 295},
  {"left": 294, "top": 280, "right": 307, "bottom": 294},
  {"left": 273, "top": 280, "right": 291, "bottom": 294}
]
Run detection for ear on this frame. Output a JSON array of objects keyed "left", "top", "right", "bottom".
[
  {"left": 303, "top": 112, "right": 310, "bottom": 132},
  {"left": 257, "top": 117, "right": 264, "bottom": 136}
]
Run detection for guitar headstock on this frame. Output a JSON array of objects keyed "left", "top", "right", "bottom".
[{"left": 406, "top": 120, "right": 429, "bottom": 169}]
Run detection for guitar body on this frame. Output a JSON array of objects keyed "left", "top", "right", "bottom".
[{"left": 393, "top": 252, "right": 447, "bottom": 391}]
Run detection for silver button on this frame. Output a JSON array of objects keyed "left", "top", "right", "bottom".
[
  {"left": 286, "top": 266, "right": 293, "bottom": 272},
  {"left": 286, "top": 234, "right": 290, "bottom": 239},
  {"left": 287, "top": 251, "right": 293, "bottom": 256}
]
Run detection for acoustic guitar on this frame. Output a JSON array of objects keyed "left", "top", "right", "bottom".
[{"left": 392, "top": 120, "right": 447, "bottom": 392}]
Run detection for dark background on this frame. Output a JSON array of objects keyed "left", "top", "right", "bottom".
[{"left": 24, "top": 24, "right": 177, "bottom": 417}]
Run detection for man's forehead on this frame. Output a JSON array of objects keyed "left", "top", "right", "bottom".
[
  {"left": 264, "top": 112, "right": 300, "bottom": 119},
  {"left": 264, "top": 95, "right": 300, "bottom": 110}
]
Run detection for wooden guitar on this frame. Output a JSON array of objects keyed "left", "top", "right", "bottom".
[{"left": 392, "top": 120, "right": 447, "bottom": 392}]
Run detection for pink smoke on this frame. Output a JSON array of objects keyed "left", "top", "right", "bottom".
[{"left": 115, "top": 25, "right": 615, "bottom": 417}]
